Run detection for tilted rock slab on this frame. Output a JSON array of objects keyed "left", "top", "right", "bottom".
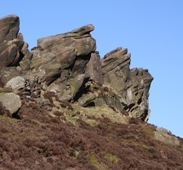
[
  {"left": 0, "top": 15, "right": 32, "bottom": 68},
  {"left": 102, "top": 47, "right": 153, "bottom": 120}
]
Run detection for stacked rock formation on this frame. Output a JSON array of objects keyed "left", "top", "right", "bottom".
[{"left": 0, "top": 14, "right": 153, "bottom": 121}]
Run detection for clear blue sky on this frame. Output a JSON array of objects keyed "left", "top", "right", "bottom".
[{"left": 1, "top": 1, "right": 183, "bottom": 137}]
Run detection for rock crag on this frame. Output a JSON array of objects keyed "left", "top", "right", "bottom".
[{"left": 0, "top": 14, "right": 153, "bottom": 122}]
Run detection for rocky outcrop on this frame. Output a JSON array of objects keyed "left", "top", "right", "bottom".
[
  {"left": 101, "top": 48, "right": 153, "bottom": 120},
  {"left": 0, "top": 14, "right": 153, "bottom": 121},
  {"left": 155, "top": 127, "right": 180, "bottom": 145},
  {"left": 29, "top": 24, "right": 97, "bottom": 102}
]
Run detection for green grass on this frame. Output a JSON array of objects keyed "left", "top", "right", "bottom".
[
  {"left": 102, "top": 152, "right": 119, "bottom": 163},
  {"left": 88, "top": 154, "right": 108, "bottom": 170},
  {"left": 142, "top": 125, "right": 156, "bottom": 138}
]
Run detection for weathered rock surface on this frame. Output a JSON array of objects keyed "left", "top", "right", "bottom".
[
  {"left": 129, "top": 68, "right": 153, "bottom": 121},
  {"left": 0, "top": 14, "right": 153, "bottom": 121},
  {"left": 0, "top": 39, "right": 24, "bottom": 67},
  {"left": 0, "top": 14, "right": 19, "bottom": 44},
  {"left": 0, "top": 67, "right": 16, "bottom": 85},
  {"left": 85, "top": 52, "right": 103, "bottom": 84},
  {"left": 5, "top": 76, "right": 25, "bottom": 91}
]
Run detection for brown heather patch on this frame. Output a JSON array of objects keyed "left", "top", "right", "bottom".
[{"left": 43, "top": 91, "right": 60, "bottom": 104}]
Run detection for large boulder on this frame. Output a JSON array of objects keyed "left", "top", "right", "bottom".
[
  {"left": 4, "top": 76, "right": 25, "bottom": 91},
  {"left": 0, "top": 92, "right": 22, "bottom": 116},
  {"left": 37, "top": 24, "right": 96, "bottom": 56}
]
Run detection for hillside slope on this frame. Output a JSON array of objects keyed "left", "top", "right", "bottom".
[{"left": 0, "top": 100, "right": 183, "bottom": 170}]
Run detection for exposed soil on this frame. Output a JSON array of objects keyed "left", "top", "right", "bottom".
[{"left": 0, "top": 100, "right": 183, "bottom": 170}]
